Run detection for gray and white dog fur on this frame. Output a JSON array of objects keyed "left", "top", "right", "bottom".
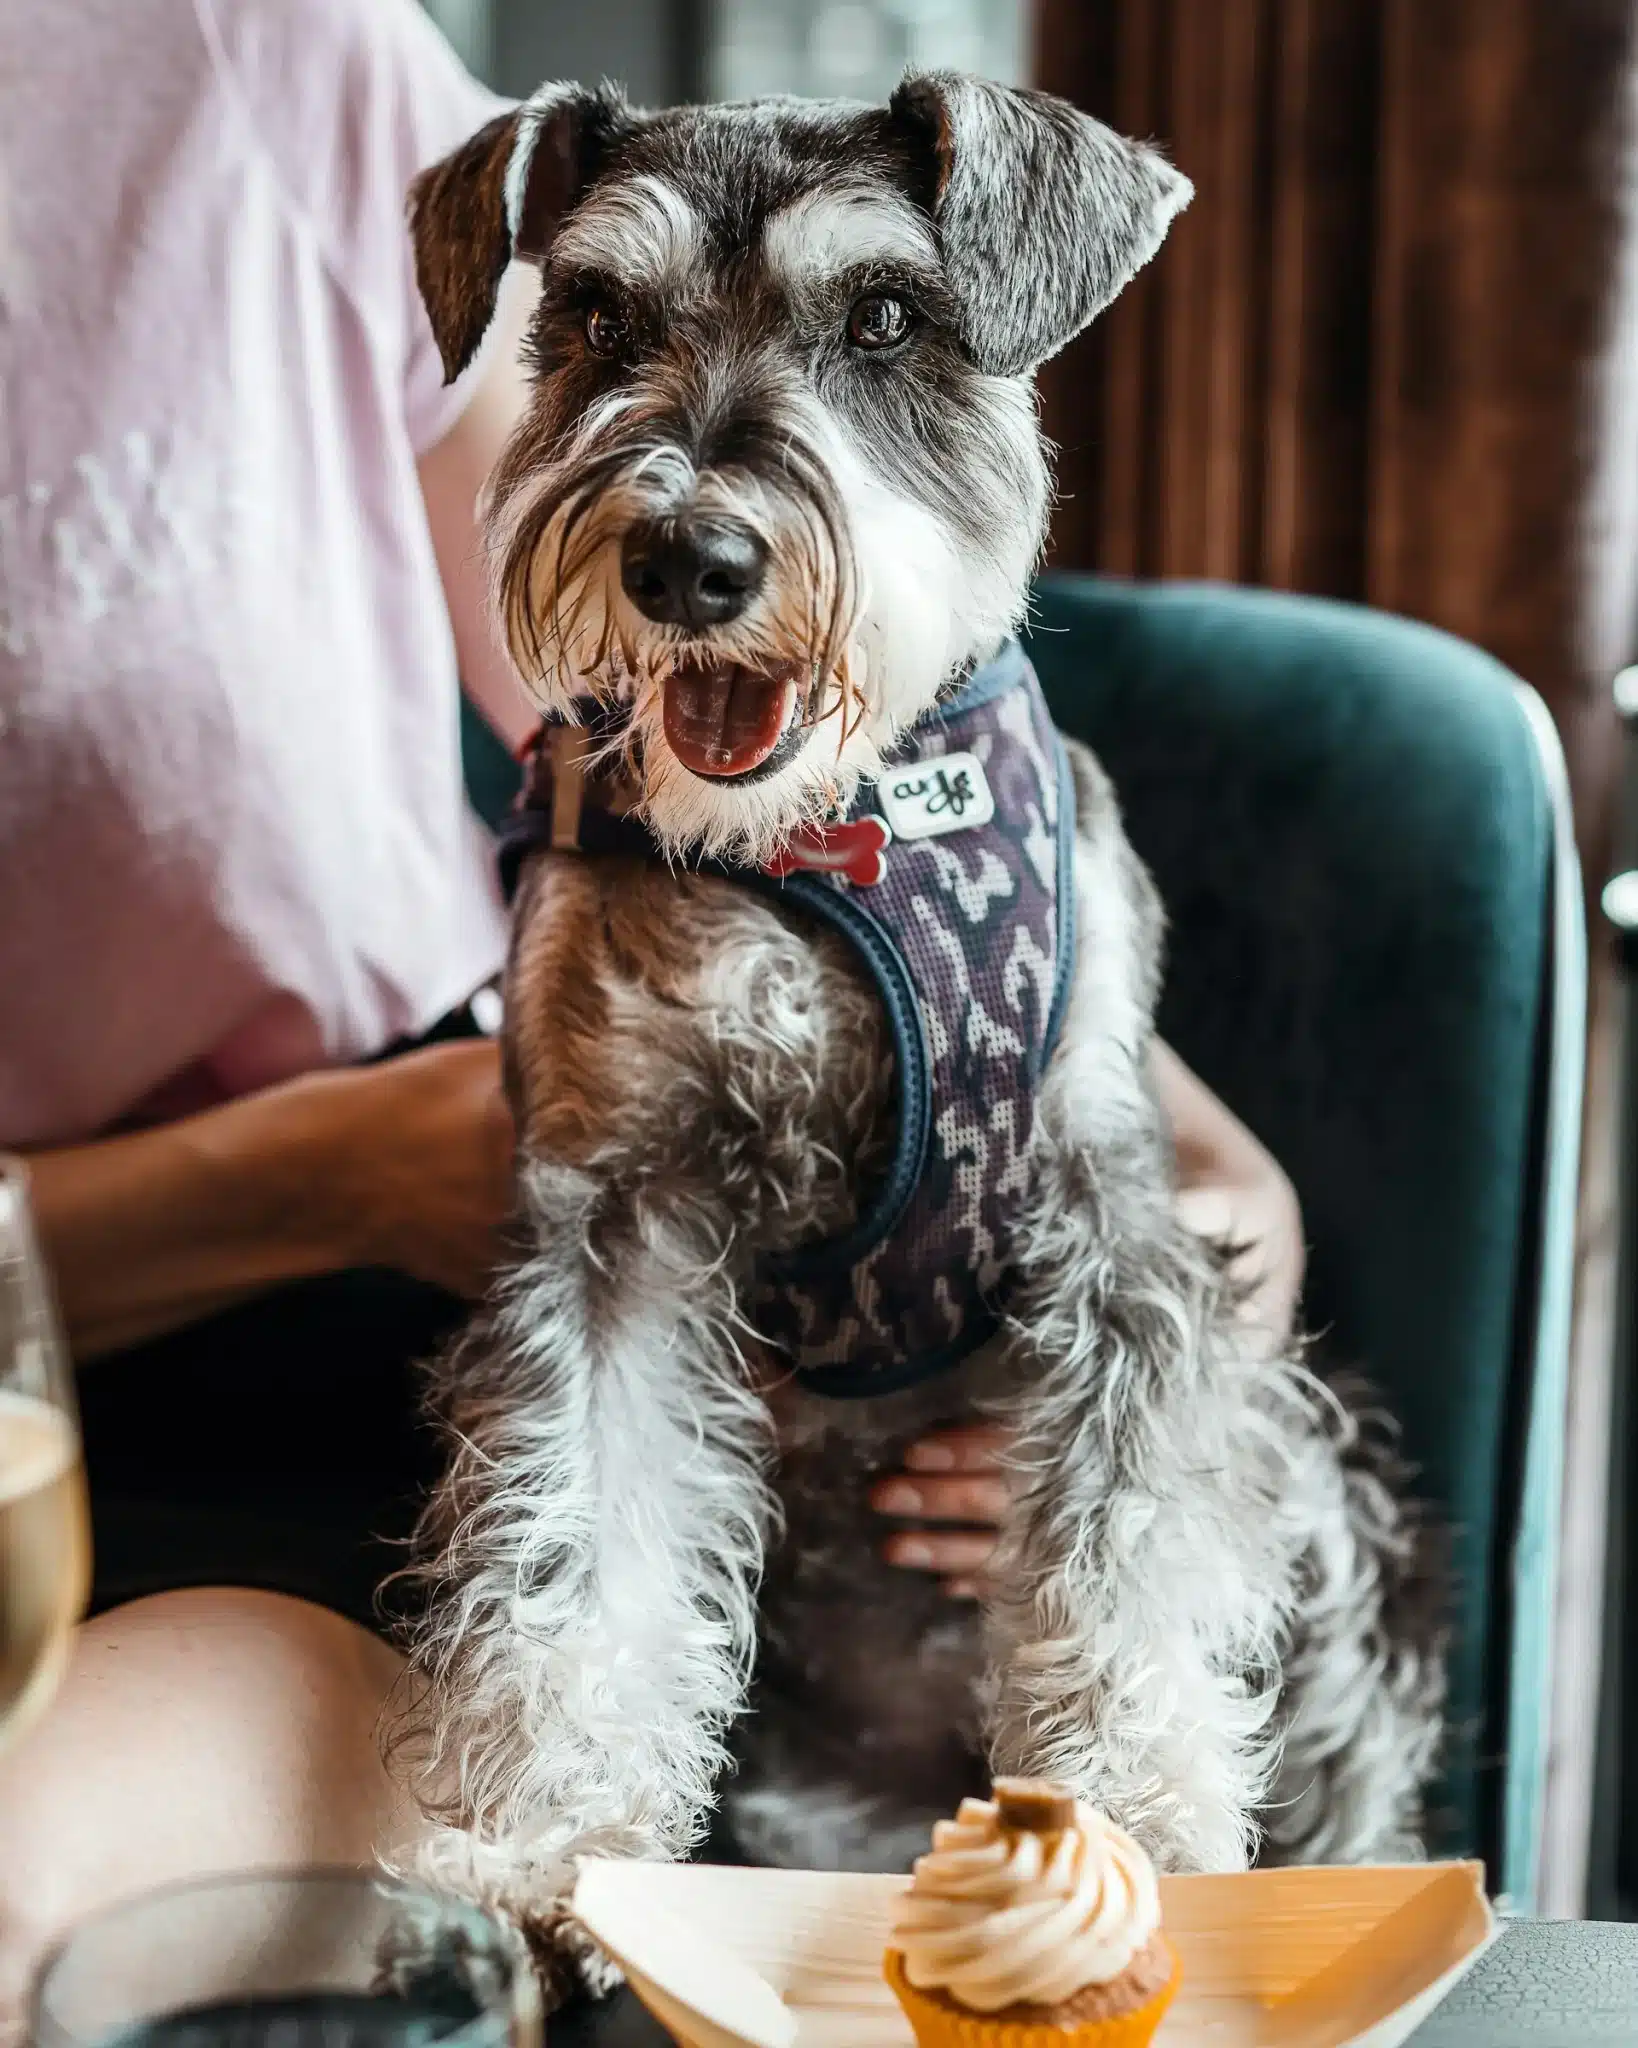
[{"left": 388, "top": 73, "right": 1446, "bottom": 2000}]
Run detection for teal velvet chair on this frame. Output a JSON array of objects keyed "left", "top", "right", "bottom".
[{"left": 462, "top": 573, "right": 1584, "bottom": 1909}]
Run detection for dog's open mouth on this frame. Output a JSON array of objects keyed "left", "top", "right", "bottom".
[{"left": 662, "top": 661, "right": 808, "bottom": 780}]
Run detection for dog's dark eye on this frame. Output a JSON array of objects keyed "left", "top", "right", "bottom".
[
  {"left": 846, "top": 292, "right": 913, "bottom": 353},
  {"left": 584, "top": 295, "right": 630, "bottom": 358}
]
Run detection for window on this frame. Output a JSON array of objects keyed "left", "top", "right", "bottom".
[
  {"left": 422, "top": 0, "right": 1024, "bottom": 105},
  {"left": 710, "top": 0, "right": 1023, "bottom": 101}
]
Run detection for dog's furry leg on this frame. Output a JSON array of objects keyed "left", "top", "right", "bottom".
[
  {"left": 1259, "top": 1394, "right": 1447, "bottom": 1863},
  {"left": 986, "top": 742, "right": 1442, "bottom": 1870},
  {"left": 386, "top": 1155, "right": 774, "bottom": 2003},
  {"left": 988, "top": 1196, "right": 1315, "bottom": 1871},
  {"left": 982, "top": 743, "right": 1313, "bottom": 1871}
]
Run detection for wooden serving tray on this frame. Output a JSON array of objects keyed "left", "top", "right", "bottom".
[{"left": 571, "top": 1860, "right": 1496, "bottom": 2048}]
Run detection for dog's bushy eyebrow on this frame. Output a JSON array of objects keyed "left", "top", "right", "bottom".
[
  {"left": 761, "top": 185, "right": 941, "bottom": 289},
  {"left": 551, "top": 173, "right": 703, "bottom": 290}
]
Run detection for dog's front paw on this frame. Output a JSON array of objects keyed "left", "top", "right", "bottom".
[{"left": 521, "top": 1906, "right": 625, "bottom": 2011}]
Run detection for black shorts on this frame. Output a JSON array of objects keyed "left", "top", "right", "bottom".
[{"left": 80, "top": 1004, "right": 486, "bottom": 1635}]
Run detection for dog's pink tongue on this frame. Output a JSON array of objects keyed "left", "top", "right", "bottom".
[{"left": 663, "top": 664, "right": 797, "bottom": 777}]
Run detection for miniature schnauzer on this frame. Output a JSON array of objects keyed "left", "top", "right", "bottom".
[{"left": 388, "top": 71, "right": 1446, "bottom": 2000}]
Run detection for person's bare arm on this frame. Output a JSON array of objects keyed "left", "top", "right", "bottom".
[
  {"left": 1151, "top": 1036, "right": 1305, "bottom": 1343},
  {"left": 26, "top": 1042, "right": 513, "bottom": 1363},
  {"left": 416, "top": 262, "right": 539, "bottom": 754},
  {"left": 28, "top": 279, "right": 540, "bottom": 1366},
  {"left": 873, "top": 1039, "right": 1306, "bottom": 1594}
]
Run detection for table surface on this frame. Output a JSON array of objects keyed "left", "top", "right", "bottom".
[{"left": 546, "top": 1918, "right": 1638, "bottom": 2048}]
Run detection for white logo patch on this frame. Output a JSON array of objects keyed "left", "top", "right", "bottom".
[{"left": 878, "top": 752, "right": 995, "bottom": 841}]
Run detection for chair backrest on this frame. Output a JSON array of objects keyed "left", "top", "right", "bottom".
[
  {"left": 463, "top": 697, "right": 521, "bottom": 837},
  {"left": 1024, "top": 574, "right": 1583, "bottom": 1906},
  {"left": 459, "top": 577, "right": 1584, "bottom": 1902}
]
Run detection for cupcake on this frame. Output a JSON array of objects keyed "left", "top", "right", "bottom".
[{"left": 884, "top": 1778, "right": 1180, "bottom": 2048}]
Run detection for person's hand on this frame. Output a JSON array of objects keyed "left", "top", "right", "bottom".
[
  {"left": 1174, "top": 1166, "right": 1304, "bottom": 1348},
  {"left": 1154, "top": 1039, "right": 1305, "bottom": 1350},
  {"left": 870, "top": 1422, "right": 1015, "bottom": 1600},
  {"left": 868, "top": 1168, "right": 1298, "bottom": 1602},
  {"left": 320, "top": 1039, "right": 516, "bottom": 1300},
  {"left": 26, "top": 1035, "right": 518, "bottom": 1359}
]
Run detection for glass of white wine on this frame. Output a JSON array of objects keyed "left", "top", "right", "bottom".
[{"left": 0, "top": 1155, "right": 90, "bottom": 1752}]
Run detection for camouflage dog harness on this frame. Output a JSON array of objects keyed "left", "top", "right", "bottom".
[{"left": 499, "top": 638, "right": 1077, "bottom": 1396}]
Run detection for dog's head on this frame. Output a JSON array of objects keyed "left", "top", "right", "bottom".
[{"left": 412, "top": 77, "right": 1189, "bottom": 861}]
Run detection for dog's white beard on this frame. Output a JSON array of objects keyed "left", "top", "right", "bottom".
[{"left": 847, "top": 466, "right": 1020, "bottom": 730}]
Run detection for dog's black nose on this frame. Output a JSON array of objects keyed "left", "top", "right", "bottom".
[{"left": 620, "top": 517, "right": 767, "bottom": 628}]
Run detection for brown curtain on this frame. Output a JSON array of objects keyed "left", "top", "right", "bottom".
[{"left": 1034, "top": 0, "right": 1638, "bottom": 872}]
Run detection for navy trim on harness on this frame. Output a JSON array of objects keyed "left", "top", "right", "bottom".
[
  {"left": 1043, "top": 734, "right": 1078, "bottom": 1070},
  {"left": 772, "top": 657, "right": 1077, "bottom": 1399},
  {"left": 782, "top": 743, "right": 1077, "bottom": 1402},
  {"left": 496, "top": 806, "right": 553, "bottom": 903},
  {"left": 741, "top": 873, "right": 934, "bottom": 1287},
  {"left": 923, "top": 635, "right": 1032, "bottom": 722}
]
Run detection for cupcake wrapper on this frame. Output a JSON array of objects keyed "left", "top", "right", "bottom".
[{"left": 883, "top": 1945, "right": 1181, "bottom": 2048}]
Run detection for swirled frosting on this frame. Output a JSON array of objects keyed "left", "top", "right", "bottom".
[{"left": 891, "top": 1784, "right": 1161, "bottom": 2014}]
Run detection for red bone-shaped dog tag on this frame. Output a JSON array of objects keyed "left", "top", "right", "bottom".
[{"left": 763, "top": 815, "right": 891, "bottom": 887}]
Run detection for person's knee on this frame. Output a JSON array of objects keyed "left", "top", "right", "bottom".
[
  {"left": 0, "top": 1588, "right": 405, "bottom": 2043},
  {"left": 0, "top": 1586, "right": 407, "bottom": 1870}
]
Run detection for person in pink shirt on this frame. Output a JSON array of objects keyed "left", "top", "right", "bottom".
[
  {"left": 0, "top": 0, "right": 539, "bottom": 2015},
  {"left": 0, "top": 0, "right": 1303, "bottom": 2021}
]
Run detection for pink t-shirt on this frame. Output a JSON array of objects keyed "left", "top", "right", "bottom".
[{"left": 0, "top": 0, "right": 513, "bottom": 1147}]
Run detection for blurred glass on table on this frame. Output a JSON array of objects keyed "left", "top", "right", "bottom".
[
  {"left": 32, "top": 1871, "right": 543, "bottom": 2048},
  {"left": 0, "top": 1155, "right": 89, "bottom": 1753}
]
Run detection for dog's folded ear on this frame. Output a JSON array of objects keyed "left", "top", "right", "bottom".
[
  {"left": 888, "top": 74, "right": 1191, "bottom": 378},
  {"left": 409, "top": 82, "right": 629, "bottom": 385}
]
